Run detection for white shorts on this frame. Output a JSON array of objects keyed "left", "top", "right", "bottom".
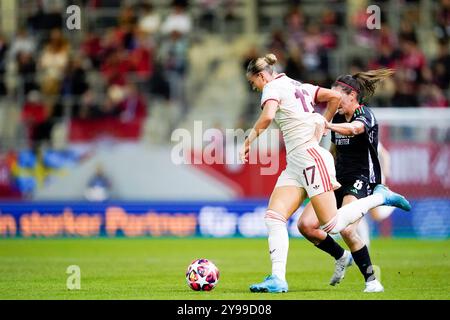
[{"left": 275, "top": 145, "right": 341, "bottom": 198}]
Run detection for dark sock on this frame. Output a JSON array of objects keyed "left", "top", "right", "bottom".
[
  {"left": 352, "top": 245, "right": 375, "bottom": 282},
  {"left": 316, "top": 234, "right": 345, "bottom": 260}
]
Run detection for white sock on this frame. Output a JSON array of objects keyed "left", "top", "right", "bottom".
[
  {"left": 356, "top": 217, "right": 371, "bottom": 247},
  {"left": 322, "top": 194, "right": 384, "bottom": 234},
  {"left": 265, "top": 210, "right": 289, "bottom": 282}
]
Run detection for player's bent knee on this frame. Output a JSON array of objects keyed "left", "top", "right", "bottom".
[{"left": 297, "top": 219, "right": 315, "bottom": 237}]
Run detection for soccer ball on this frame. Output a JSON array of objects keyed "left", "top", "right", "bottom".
[{"left": 185, "top": 258, "right": 219, "bottom": 291}]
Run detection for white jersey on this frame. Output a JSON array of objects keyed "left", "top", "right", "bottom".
[{"left": 261, "top": 73, "right": 324, "bottom": 154}]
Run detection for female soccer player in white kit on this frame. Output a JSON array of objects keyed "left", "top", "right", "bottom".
[{"left": 240, "top": 54, "right": 411, "bottom": 293}]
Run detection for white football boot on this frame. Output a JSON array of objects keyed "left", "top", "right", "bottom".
[
  {"left": 364, "top": 279, "right": 384, "bottom": 293},
  {"left": 330, "top": 250, "right": 353, "bottom": 286}
]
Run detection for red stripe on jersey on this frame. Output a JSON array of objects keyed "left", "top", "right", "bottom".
[
  {"left": 261, "top": 98, "right": 279, "bottom": 109},
  {"left": 311, "top": 148, "right": 332, "bottom": 191},
  {"left": 307, "top": 148, "right": 328, "bottom": 193},
  {"left": 275, "top": 73, "right": 286, "bottom": 79},
  {"left": 310, "top": 148, "right": 332, "bottom": 191}
]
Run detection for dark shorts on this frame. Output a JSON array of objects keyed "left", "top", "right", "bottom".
[{"left": 335, "top": 178, "right": 377, "bottom": 208}]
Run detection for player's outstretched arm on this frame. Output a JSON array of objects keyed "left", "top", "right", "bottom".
[
  {"left": 316, "top": 88, "right": 342, "bottom": 122},
  {"left": 327, "top": 121, "right": 365, "bottom": 136}
]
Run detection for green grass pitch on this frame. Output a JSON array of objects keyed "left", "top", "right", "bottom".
[{"left": 0, "top": 238, "right": 448, "bottom": 299}]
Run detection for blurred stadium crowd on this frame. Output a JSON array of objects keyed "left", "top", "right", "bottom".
[{"left": 0, "top": 0, "right": 449, "bottom": 199}]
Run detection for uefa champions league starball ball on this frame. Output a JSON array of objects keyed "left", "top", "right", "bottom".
[{"left": 185, "top": 259, "right": 219, "bottom": 291}]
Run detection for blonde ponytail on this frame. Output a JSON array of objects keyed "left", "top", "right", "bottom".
[
  {"left": 264, "top": 53, "right": 277, "bottom": 66},
  {"left": 247, "top": 53, "right": 278, "bottom": 76}
]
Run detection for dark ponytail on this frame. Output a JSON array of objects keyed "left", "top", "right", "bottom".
[{"left": 333, "top": 68, "right": 395, "bottom": 103}]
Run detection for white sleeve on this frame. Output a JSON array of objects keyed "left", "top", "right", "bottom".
[
  {"left": 301, "top": 83, "right": 320, "bottom": 105},
  {"left": 260, "top": 84, "right": 280, "bottom": 109}
]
